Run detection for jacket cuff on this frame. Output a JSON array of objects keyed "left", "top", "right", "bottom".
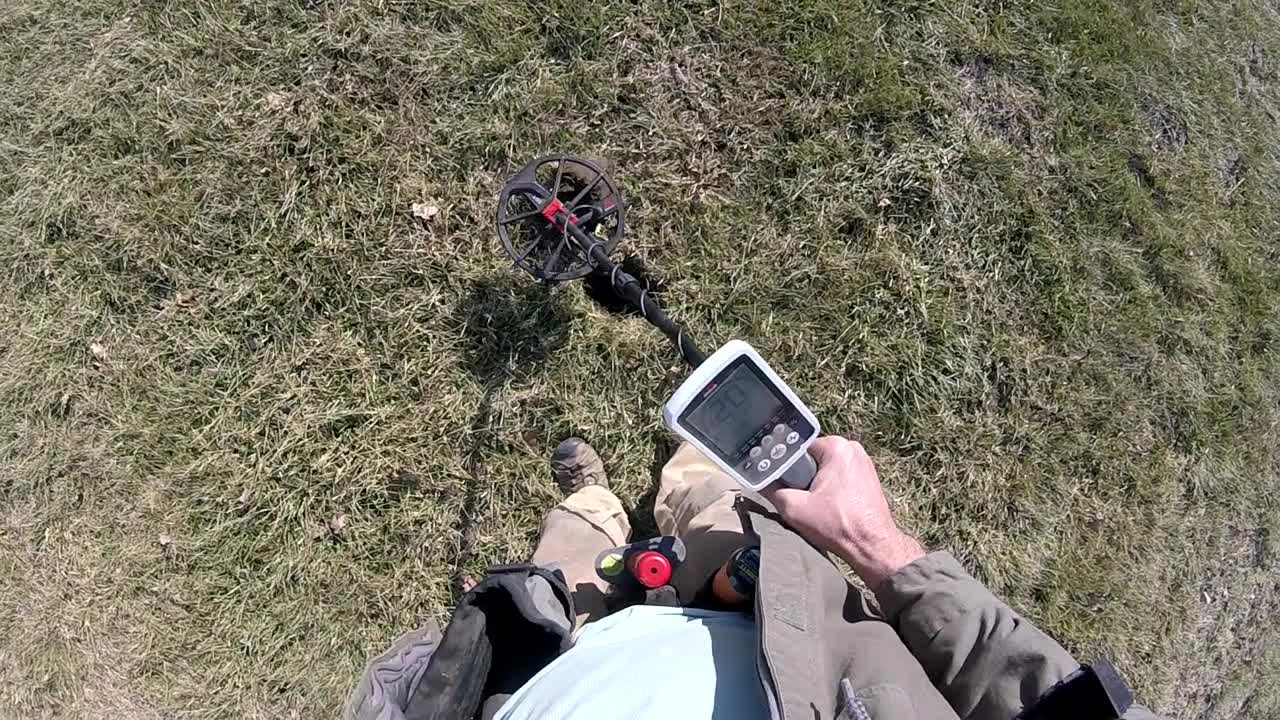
[{"left": 876, "top": 551, "right": 978, "bottom": 632}]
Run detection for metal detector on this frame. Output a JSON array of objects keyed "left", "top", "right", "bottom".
[{"left": 496, "top": 155, "right": 818, "bottom": 490}]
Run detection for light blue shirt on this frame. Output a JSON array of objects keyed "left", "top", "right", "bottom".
[{"left": 494, "top": 605, "right": 770, "bottom": 719}]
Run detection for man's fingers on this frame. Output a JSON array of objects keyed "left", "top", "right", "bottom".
[
  {"left": 763, "top": 485, "right": 804, "bottom": 515},
  {"left": 806, "top": 436, "right": 843, "bottom": 465}
]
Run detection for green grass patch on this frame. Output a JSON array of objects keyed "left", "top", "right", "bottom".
[{"left": 2, "top": 0, "right": 1278, "bottom": 717}]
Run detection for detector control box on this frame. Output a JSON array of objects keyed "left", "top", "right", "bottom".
[{"left": 663, "top": 341, "right": 819, "bottom": 490}]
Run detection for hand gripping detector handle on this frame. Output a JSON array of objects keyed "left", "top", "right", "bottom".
[{"left": 777, "top": 452, "right": 817, "bottom": 489}]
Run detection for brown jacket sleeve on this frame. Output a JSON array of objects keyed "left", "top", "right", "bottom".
[{"left": 877, "top": 551, "right": 1166, "bottom": 720}]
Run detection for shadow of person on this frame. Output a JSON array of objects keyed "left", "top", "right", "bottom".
[
  {"left": 457, "top": 277, "right": 572, "bottom": 385},
  {"left": 446, "top": 276, "right": 574, "bottom": 602}
]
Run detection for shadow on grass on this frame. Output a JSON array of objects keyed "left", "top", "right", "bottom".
[
  {"left": 447, "top": 277, "right": 572, "bottom": 600},
  {"left": 457, "top": 278, "right": 573, "bottom": 382},
  {"left": 445, "top": 276, "right": 683, "bottom": 599},
  {"left": 581, "top": 254, "right": 665, "bottom": 318}
]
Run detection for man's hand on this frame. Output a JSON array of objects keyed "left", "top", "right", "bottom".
[{"left": 764, "top": 436, "right": 925, "bottom": 590}]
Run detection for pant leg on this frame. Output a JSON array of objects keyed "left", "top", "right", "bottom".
[
  {"left": 531, "top": 485, "right": 631, "bottom": 629},
  {"left": 654, "top": 442, "right": 749, "bottom": 603}
]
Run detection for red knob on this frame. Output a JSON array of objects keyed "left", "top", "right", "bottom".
[{"left": 628, "top": 550, "right": 673, "bottom": 588}]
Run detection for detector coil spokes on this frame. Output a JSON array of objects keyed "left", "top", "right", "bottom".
[{"left": 495, "top": 155, "right": 625, "bottom": 282}]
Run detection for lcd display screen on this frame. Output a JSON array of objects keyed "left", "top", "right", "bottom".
[{"left": 685, "top": 365, "right": 784, "bottom": 457}]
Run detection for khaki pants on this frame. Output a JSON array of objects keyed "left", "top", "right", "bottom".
[{"left": 530, "top": 443, "right": 747, "bottom": 628}]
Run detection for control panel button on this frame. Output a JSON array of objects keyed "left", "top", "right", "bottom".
[
  {"left": 761, "top": 435, "right": 775, "bottom": 448},
  {"left": 769, "top": 444, "right": 787, "bottom": 460},
  {"left": 756, "top": 459, "right": 772, "bottom": 472},
  {"left": 785, "top": 431, "right": 800, "bottom": 444},
  {"left": 773, "top": 423, "right": 787, "bottom": 436},
  {"left": 749, "top": 446, "right": 763, "bottom": 459},
  {"left": 741, "top": 460, "right": 754, "bottom": 471}
]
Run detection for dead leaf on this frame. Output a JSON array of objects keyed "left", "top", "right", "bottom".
[
  {"left": 158, "top": 534, "right": 172, "bottom": 547},
  {"left": 265, "top": 91, "right": 292, "bottom": 112},
  {"left": 327, "top": 513, "right": 348, "bottom": 537},
  {"left": 88, "top": 341, "right": 109, "bottom": 362},
  {"left": 411, "top": 203, "right": 440, "bottom": 223},
  {"left": 175, "top": 289, "right": 198, "bottom": 307},
  {"left": 877, "top": 197, "right": 892, "bottom": 208}
]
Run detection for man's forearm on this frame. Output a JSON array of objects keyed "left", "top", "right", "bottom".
[
  {"left": 766, "top": 437, "right": 1163, "bottom": 720},
  {"left": 876, "top": 551, "right": 1080, "bottom": 720},
  {"left": 833, "top": 526, "right": 926, "bottom": 590}
]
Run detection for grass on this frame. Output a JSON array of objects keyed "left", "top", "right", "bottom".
[{"left": 1, "top": 0, "right": 1278, "bottom": 717}]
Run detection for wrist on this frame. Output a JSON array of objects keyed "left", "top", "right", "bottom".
[{"left": 834, "top": 526, "right": 926, "bottom": 590}]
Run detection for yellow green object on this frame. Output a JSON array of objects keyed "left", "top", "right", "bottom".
[{"left": 599, "top": 552, "right": 625, "bottom": 576}]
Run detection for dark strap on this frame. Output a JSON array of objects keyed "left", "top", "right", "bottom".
[{"left": 1016, "top": 660, "right": 1134, "bottom": 720}]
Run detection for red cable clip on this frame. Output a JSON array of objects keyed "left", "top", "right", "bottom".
[
  {"left": 540, "top": 198, "right": 565, "bottom": 222},
  {"left": 540, "top": 198, "right": 578, "bottom": 227}
]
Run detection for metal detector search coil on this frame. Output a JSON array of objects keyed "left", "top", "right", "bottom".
[
  {"left": 495, "top": 155, "right": 819, "bottom": 490},
  {"left": 496, "top": 155, "right": 707, "bottom": 367}
]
